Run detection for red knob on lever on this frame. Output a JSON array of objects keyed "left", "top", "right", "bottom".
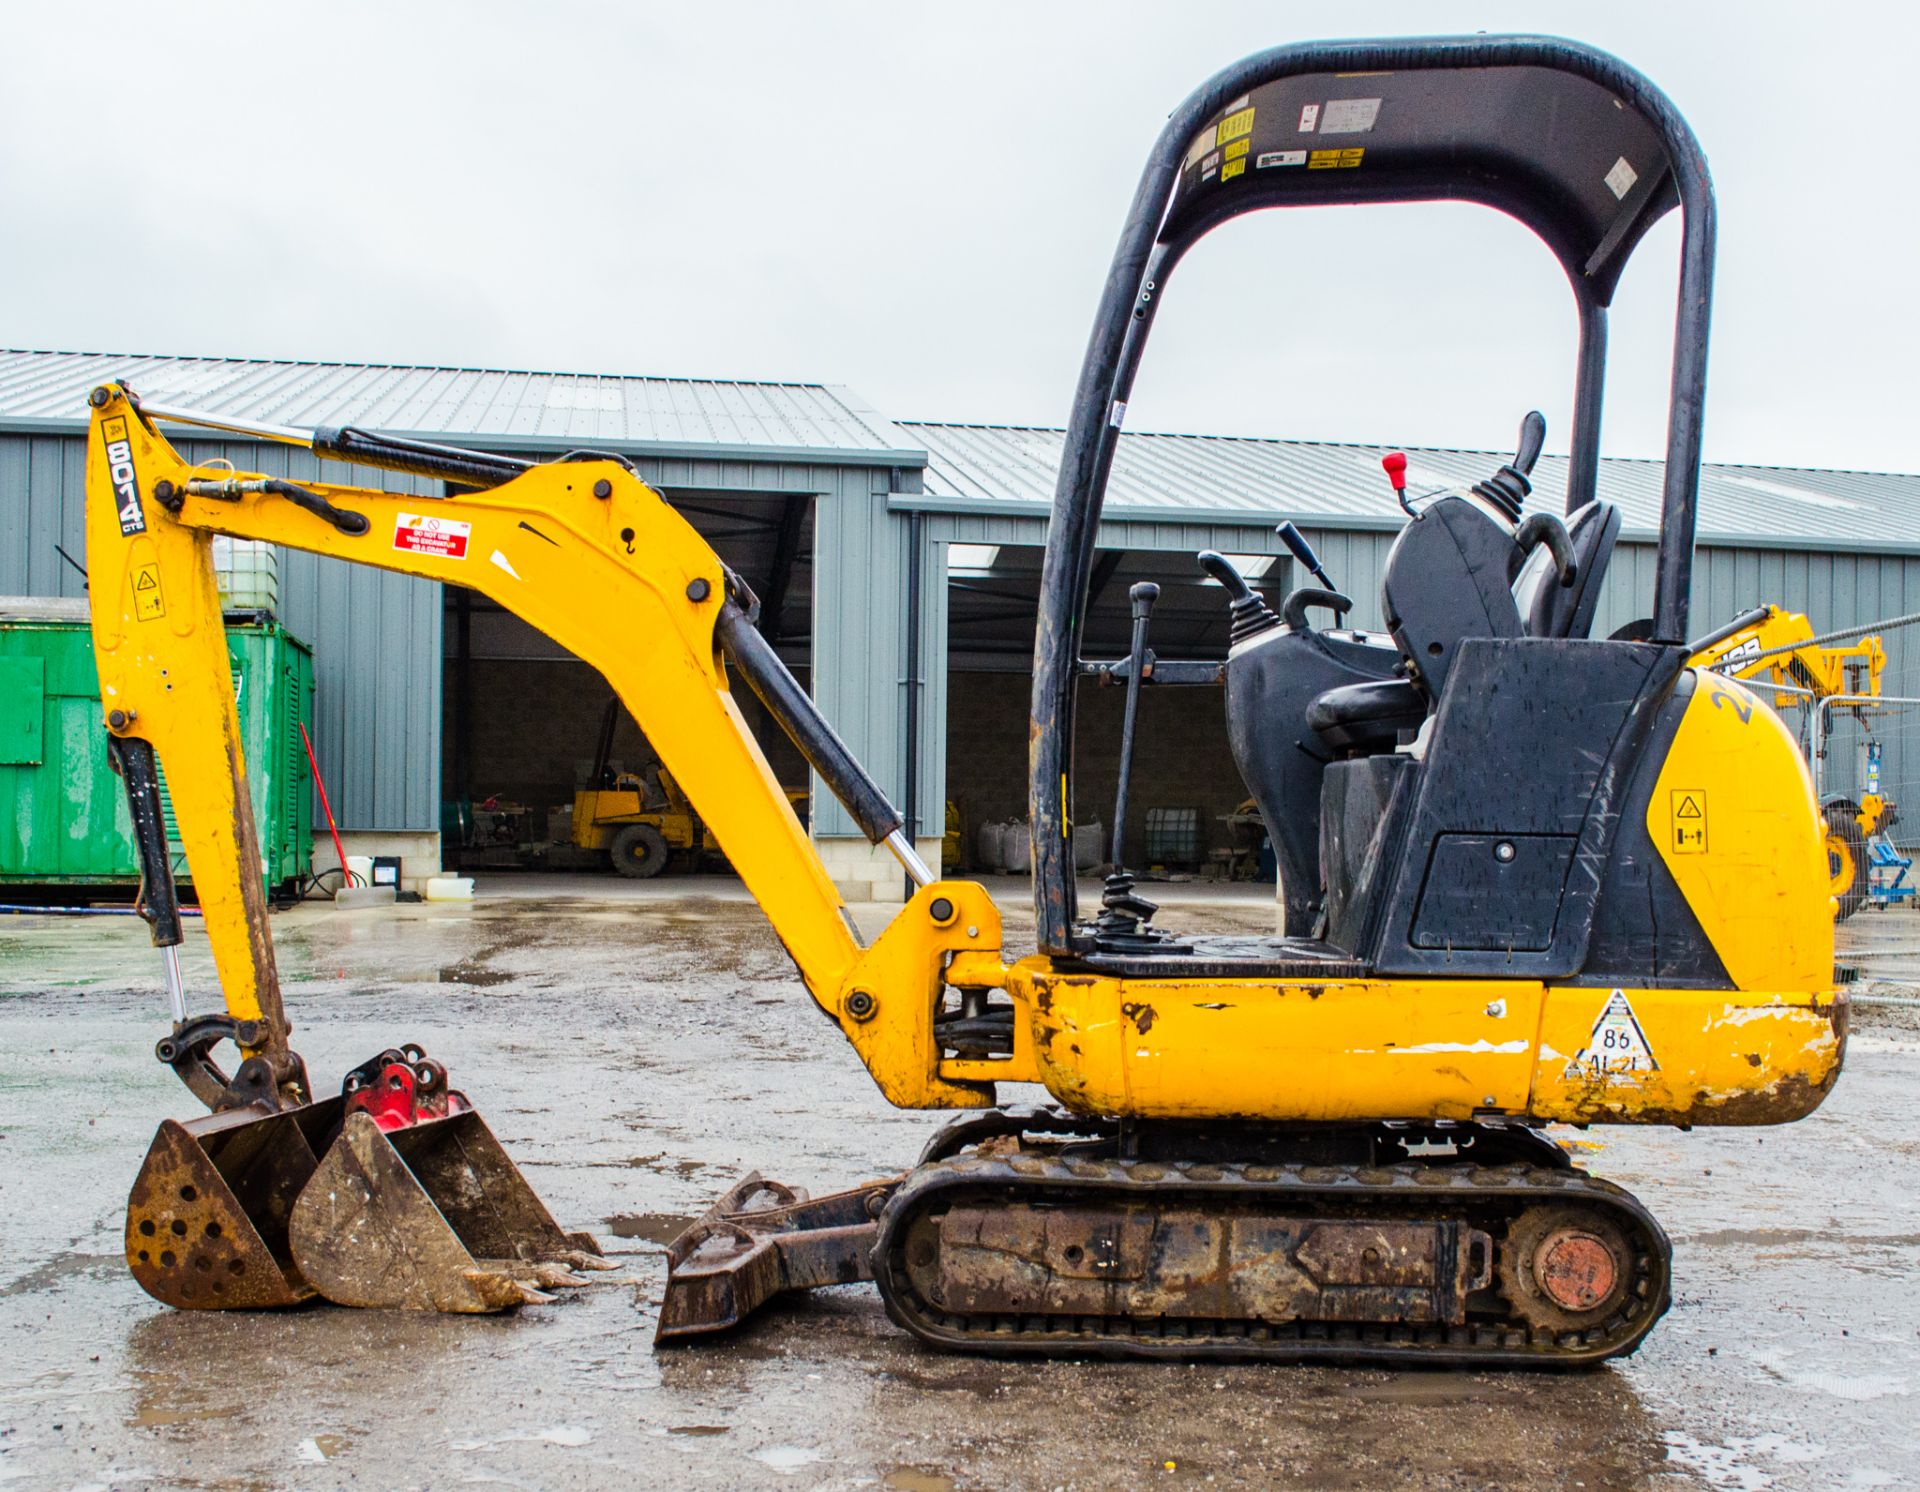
[{"left": 1381, "top": 451, "right": 1408, "bottom": 494}]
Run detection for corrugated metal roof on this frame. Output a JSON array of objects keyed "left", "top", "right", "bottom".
[
  {"left": 0, "top": 350, "right": 924, "bottom": 465},
  {"left": 905, "top": 423, "right": 1920, "bottom": 553}
]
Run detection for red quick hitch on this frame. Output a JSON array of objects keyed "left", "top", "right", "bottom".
[{"left": 340, "top": 1045, "right": 472, "bottom": 1132}]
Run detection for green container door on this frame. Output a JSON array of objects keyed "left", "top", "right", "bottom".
[
  {"left": 211, "top": 625, "right": 315, "bottom": 886},
  {"left": 0, "top": 609, "right": 313, "bottom": 890}
]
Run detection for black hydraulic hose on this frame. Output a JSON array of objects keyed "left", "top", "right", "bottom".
[
  {"left": 177, "top": 477, "right": 370, "bottom": 536},
  {"left": 714, "top": 600, "right": 905, "bottom": 847},
  {"left": 265, "top": 479, "right": 369, "bottom": 536},
  {"left": 0, "top": 903, "right": 203, "bottom": 917}
]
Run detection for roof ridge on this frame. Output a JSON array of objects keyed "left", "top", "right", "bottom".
[
  {"left": 902, "top": 419, "right": 1919, "bottom": 480},
  {"left": 0, "top": 347, "right": 836, "bottom": 392}
]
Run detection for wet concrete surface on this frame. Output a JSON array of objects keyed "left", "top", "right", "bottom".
[{"left": 0, "top": 877, "right": 1916, "bottom": 1490}]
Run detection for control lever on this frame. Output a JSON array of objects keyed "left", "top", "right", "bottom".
[
  {"left": 1276, "top": 522, "right": 1336, "bottom": 592},
  {"left": 1381, "top": 451, "right": 1413, "bottom": 515},
  {"left": 1513, "top": 409, "right": 1547, "bottom": 476},
  {"left": 1197, "top": 551, "right": 1281, "bottom": 646},
  {"left": 1473, "top": 410, "right": 1547, "bottom": 523},
  {"left": 1095, "top": 583, "right": 1164, "bottom": 941}
]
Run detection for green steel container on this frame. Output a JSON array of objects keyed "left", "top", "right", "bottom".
[{"left": 0, "top": 599, "right": 314, "bottom": 890}]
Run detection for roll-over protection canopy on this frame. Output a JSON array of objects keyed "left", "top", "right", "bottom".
[
  {"left": 1162, "top": 62, "right": 1678, "bottom": 303},
  {"left": 1028, "top": 35, "right": 1716, "bottom": 955}
]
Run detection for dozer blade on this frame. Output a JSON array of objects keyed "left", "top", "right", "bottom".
[
  {"left": 658, "top": 1171, "right": 898, "bottom": 1342},
  {"left": 290, "top": 1110, "right": 610, "bottom": 1312},
  {"left": 125, "top": 1096, "right": 345, "bottom": 1309}
]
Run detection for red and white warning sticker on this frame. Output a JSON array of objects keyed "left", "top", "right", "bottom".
[{"left": 393, "top": 511, "right": 471, "bottom": 559}]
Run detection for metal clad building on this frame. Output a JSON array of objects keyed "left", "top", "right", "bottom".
[{"left": 4, "top": 348, "right": 1918, "bottom": 896}]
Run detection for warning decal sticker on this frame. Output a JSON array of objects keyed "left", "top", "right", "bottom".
[
  {"left": 132, "top": 561, "right": 165, "bottom": 621},
  {"left": 1215, "top": 106, "right": 1256, "bottom": 145},
  {"left": 1257, "top": 150, "right": 1307, "bottom": 169},
  {"left": 1565, "top": 989, "right": 1660, "bottom": 1079},
  {"left": 393, "top": 512, "right": 471, "bottom": 560},
  {"left": 1308, "top": 147, "right": 1365, "bottom": 170},
  {"left": 1669, "top": 789, "right": 1708, "bottom": 855},
  {"left": 1318, "top": 98, "right": 1381, "bottom": 135}
]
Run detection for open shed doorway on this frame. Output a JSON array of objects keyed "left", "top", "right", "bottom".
[
  {"left": 439, "top": 490, "right": 815, "bottom": 875},
  {"left": 943, "top": 541, "right": 1290, "bottom": 883}
]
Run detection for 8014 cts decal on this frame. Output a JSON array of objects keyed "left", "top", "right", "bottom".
[{"left": 102, "top": 417, "right": 144, "bottom": 536}]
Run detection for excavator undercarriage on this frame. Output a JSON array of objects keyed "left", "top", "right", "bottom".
[{"left": 661, "top": 1113, "right": 1669, "bottom": 1366}]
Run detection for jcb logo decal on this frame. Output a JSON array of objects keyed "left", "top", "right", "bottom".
[{"left": 103, "top": 417, "right": 145, "bottom": 536}]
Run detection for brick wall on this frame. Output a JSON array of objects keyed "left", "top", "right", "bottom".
[{"left": 944, "top": 671, "right": 1253, "bottom": 871}]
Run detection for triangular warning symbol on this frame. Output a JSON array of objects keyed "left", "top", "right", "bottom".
[
  {"left": 1564, "top": 989, "right": 1659, "bottom": 1079},
  {"left": 135, "top": 571, "right": 156, "bottom": 590},
  {"left": 1676, "top": 795, "right": 1702, "bottom": 818}
]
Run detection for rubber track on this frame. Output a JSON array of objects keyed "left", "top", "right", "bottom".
[{"left": 872, "top": 1153, "right": 1671, "bottom": 1368}]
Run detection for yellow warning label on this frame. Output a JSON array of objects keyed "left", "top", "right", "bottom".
[
  {"left": 133, "top": 562, "right": 165, "bottom": 621},
  {"left": 1670, "top": 789, "right": 1707, "bottom": 854},
  {"left": 1216, "top": 107, "right": 1256, "bottom": 145},
  {"left": 1308, "top": 147, "right": 1366, "bottom": 169},
  {"left": 1221, "top": 158, "right": 1246, "bottom": 182},
  {"left": 1223, "top": 138, "right": 1250, "bottom": 162}
]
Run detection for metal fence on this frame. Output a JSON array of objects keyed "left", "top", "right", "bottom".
[{"left": 1812, "top": 694, "right": 1920, "bottom": 838}]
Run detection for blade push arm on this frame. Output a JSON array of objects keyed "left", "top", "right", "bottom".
[{"left": 86, "top": 386, "right": 1000, "bottom": 1112}]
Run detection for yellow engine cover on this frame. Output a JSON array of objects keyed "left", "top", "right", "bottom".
[
  {"left": 979, "top": 668, "right": 1845, "bottom": 1130},
  {"left": 1648, "top": 670, "right": 1832, "bottom": 991}
]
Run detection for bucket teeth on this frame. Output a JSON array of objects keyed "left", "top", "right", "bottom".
[
  {"left": 124, "top": 1098, "right": 344, "bottom": 1310},
  {"left": 291, "top": 1110, "right": 604, "bottom": 1312}
]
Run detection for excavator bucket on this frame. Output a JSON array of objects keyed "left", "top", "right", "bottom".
[
  {"left": 291, "top": 1107, "right": 611, "bottom": 1312},
  {"left": 125, "top": 1097, "right": 344, "bottom": 1309}
]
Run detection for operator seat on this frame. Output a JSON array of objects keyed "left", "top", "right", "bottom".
[
  {"left": 1517, "top": 499, "right": 1620, "bottom": 640},
  {"left": 1306, "top": 415, "right": 1587, "bottom": 756}
]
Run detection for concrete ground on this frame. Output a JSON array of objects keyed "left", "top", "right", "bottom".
[{"left": 1, "top": 873, "right": 1916, "bottom": 1491}]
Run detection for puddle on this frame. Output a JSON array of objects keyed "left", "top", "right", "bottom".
[
  {"left": 607, "top": 1212, "right": 697, "bottom": 1243},
  {"left": 754, "top": 1445, "right": 822, "bottom": 1473},
  {"left": 436, "top": 965, "right": 511, "bottom": 986},
  {"left": 885, "top": 1471, "right": 957, "bottom": 1492},
  {"left": 128, "top": 1400, "right": 240, "bottom": 1429},
  {"left": 297, "top": 1433, "right": 355, "bottom": 1462}
]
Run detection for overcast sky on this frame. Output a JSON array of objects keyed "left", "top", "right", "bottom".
[{"left": 3, "top": 1, "right": 1913, "bottom": 471}]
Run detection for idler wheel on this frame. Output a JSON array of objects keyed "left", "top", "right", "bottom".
[{"left": 1498, "top": 1205, "right": 1633, "bottom": 1334}]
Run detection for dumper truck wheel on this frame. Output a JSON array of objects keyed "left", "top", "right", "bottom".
[
  {"left": 1824, "top": 801, "right": 1868, "bottom": 921},
  {"left": 609, "top": 824, "right": 670, "bottom": 879}
]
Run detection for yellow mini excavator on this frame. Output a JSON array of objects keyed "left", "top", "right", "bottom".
[{"left": 90, "top": 35, "right": 1844, "bottom": 1366}]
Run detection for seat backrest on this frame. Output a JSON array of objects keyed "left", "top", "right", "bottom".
[
  {"left": 1379, "top": 495, "right": 1525, "bottom": 702},
  {"left": 1516, "top": 500, "right": 1620, "bottom": 640}
]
